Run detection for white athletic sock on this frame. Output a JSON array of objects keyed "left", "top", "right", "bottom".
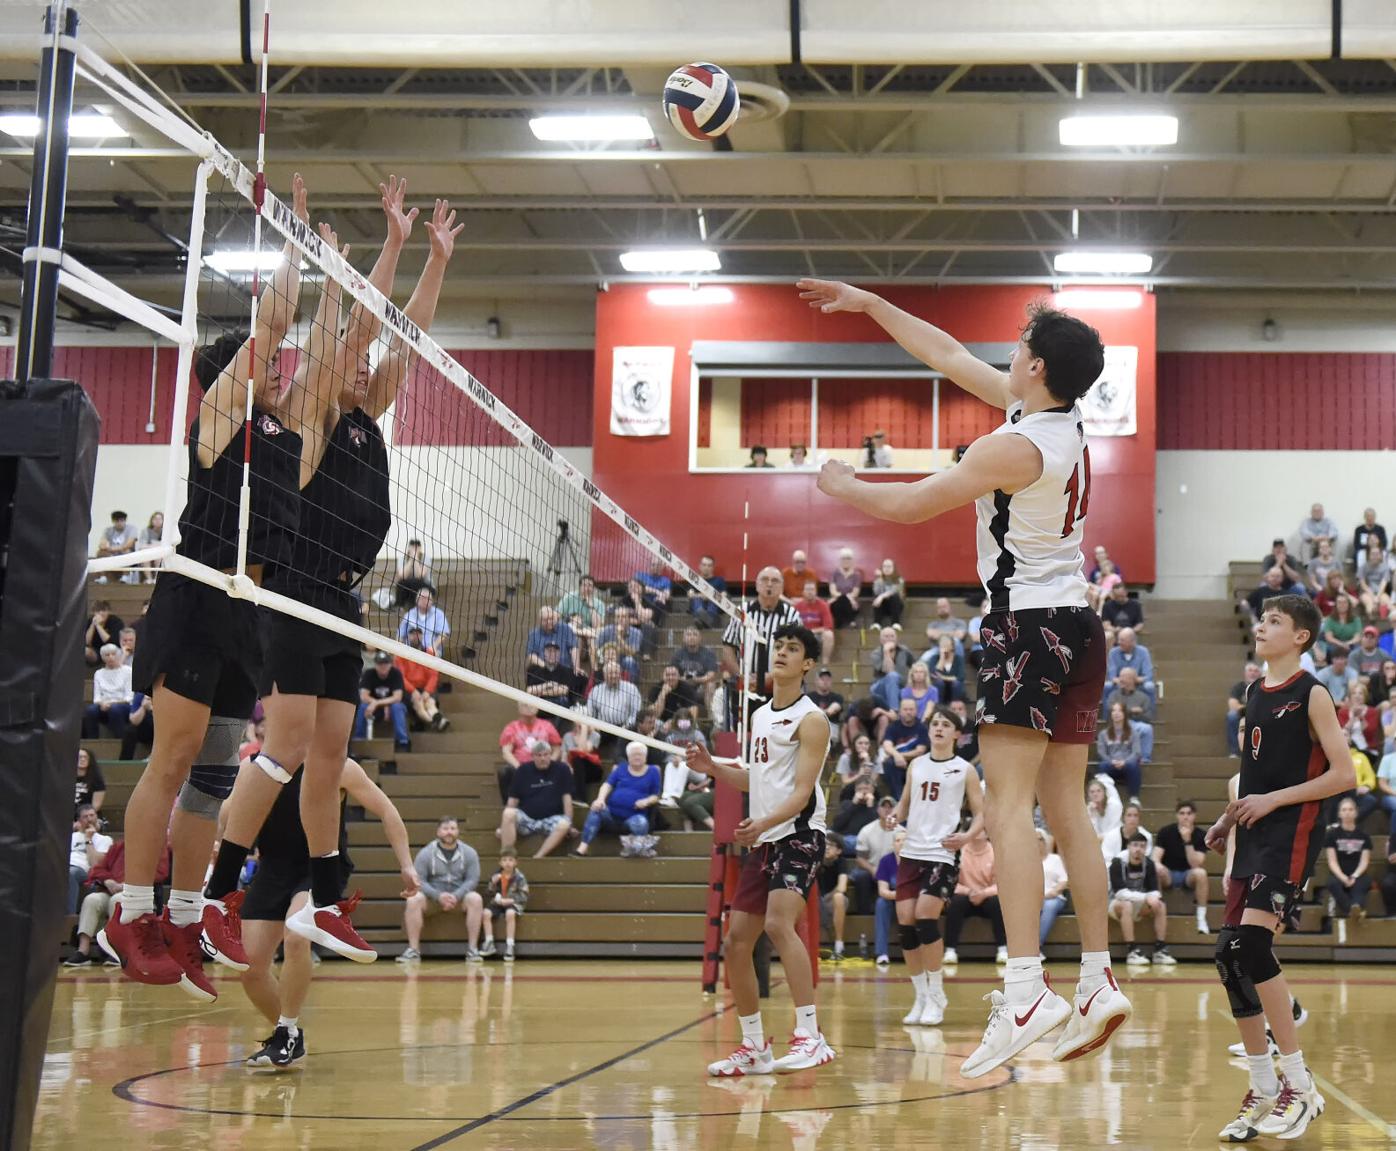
[
  {"left": 1196, "top": 906, "right": 1209, "bottom": 927},
  {"left": 739, "top": 1011, "right": 765, "bottom": 1050},
  {"left": 1003, "top": 956, "right": 1044, "bottom": 1005},
  {"left": 910, "top": 971, "right": 928, "bottom": 996},
  {"left": 119, "top": 884, "right": 154, "bottom": 922},
  {"left": 1248, "top": 1053, "right": 1281, "bottom": 1096},
  {"left": 924, "top": 968, "right": 944, "bottom": 993},
  {"left": 1078, "top": 950, "right": 1112, "bottom": 993},
  {"left": 167, "top": 889, "right": 203, "bottom": 928},
  {"left": 278, "top": 1014, "right": 299, "bottom": 1038},
  {"left": 832, "top": 940, "right": 844, "bottom": 955},
  {"left": 1278, "top": 1049, "right": 1307, "bottom": 1086},
  {"left": 794, "top": 1004, "right": 818, "bottom": 1036}
]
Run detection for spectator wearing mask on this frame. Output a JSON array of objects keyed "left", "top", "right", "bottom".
[
  {"left": 1096, "top": 702, "right": 1143, "bottom": 804},
  {"left": 94, "top": 510, "right": 139, "bottom": 583},
  {"left": 852, "top": 797, "right": 898, "bottom": 914},
  {"left": 1298, "top": 501, "right": 1339, "bottom": 562},
  {"left": 793, "top": 580, "right": 836, "bottom": 665},
  {"left": 65, "top": 835, "right": 171, "bottom": 967},
  {"left": 1353, "top": 627, "right": 1387, "bottom": 681},
  {"left": 1099, "top": 801, "right": 1153, "bottom": 862},
  {"left": 398, "top": 587, "right": 450, "bottom": 657},
  {"left": 68, "top": 805, "right": 112, "bottom": 914},
  {"left": 574, "top": 742, "right": 661, "bottom": 858},
  {"left": 82, "top": 644, "right": 134, "bottom": 739},
  {"left": 782, "top": 550, "right": 814, "bottom": 601},
  {"left": 497, "top": 701, "right": 562, "bottom": 803},
  {"left": 833, "top": 776, "right": 881, "bottom": 854},
  {"left": 827, "top": 548, "right": 864, "bottom": 629},
  {"left": 1260, "top": 539, "right": 1307, "bottom": 595},
  {"left": 397, "top": 629, "right": 449, "bottom": 732},
  {"left": 584, "top": 660, "right": 642, "bottom": 763},
  {"left": 83, "top": 601, "right": 124, "bottom": 668},
  {"left": 1305, "top": 538, "right": 1342, "bottom": 596},
  {"left": 1152, "top": 800, "right": 1211, "bottom": 935},
  {"left": 1324, "top": 797, "right": 1371, "bottom": 922},
  {"left": 1226, "top": 662, "right": 1263, "bottom": 756},
  {"left": 1106, "top": 628, "right": 1155, "bottom": 701},
  {"left": 354, "top": 652, "right": 411, "bottom": 752},
  {"left": 879, "top": 697, "right": 930, "bottom": 800},
  {"left": 393, "top": 539, "right": 433, "bottom": 608},
  {"left": 1038, "top": 829, "right": 1069, "bottom": 950},
  {"left": 942, "top": 835, "right": 1007, "bottom": 967},
  {"left": 1353, "top": 507, "right": 1388, "bottom": 559},
  {"left": 659, "top": 711, "right": 714, "bottom": 830},
  {"left": 871, "top": 558, "right": 906, "bottom": 628},
  {"left": 689, "top": 556, "right": 727, "bottom": 630},
  {"left": 527, "top": 606, "right": 577, "bottom": 672},
  {"left": 400, "top": 817, "right": 483, "bottom": 963},
  {"left": 525, "top": 639, "right": 575, "bottom": 713},
  {"left": 1100, "top": 584, "right": 1145, "bottom": 645},
  {"left": 1318, "top": 650, "right": 1359, "bottom": 705},
  {"left": 480, "top": 851, "right": 529, "bottom": 963},
  {"left": 927, "top": 636, "right": 964, "bottom": 704},
  {"left": 672, "top": 626, "right": 720, "bottom": 710},
  {"left": 1110, "top": 833, "right": 1173, "bottom": 967},
  {"left": 74, "top": 747, "right": 106, "bottom": 819},
  {"left": 1107, "top": 666, "right": 1155, "bottom": 724},
  {"left": 500, "top": 740, "right": 574, "bottom": 859}
]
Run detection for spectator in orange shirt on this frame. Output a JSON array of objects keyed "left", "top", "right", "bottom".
[
  {"left": 793, "top": 579, "right": 836, "bottom": 664},
  {"left": 398, "top": 627, "right": 449, "bottom": 733},
  {"left": 782, "top": 549, "right": 813, "bottom": 601}
]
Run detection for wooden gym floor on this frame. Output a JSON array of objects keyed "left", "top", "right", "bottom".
[{"left": 36, "top": 959, "right": 1392, "bottom": 1150}]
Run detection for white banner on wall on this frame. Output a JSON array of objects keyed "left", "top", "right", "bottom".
[
  {"left": 610, "top": 345, "right": 674, "bottom": 437},
  {"left": 1081, "top": 345, "right": 1138, "bottom": 437}
]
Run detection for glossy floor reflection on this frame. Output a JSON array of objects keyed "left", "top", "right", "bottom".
[{"left": 36, "top": 959, "right": 1393, "bottom": 1150}]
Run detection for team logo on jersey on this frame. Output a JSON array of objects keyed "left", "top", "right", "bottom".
[
  {"left": 772, "top": 718, "right": 794, "bottom": 727},
  {"left": 1039, "top": 627, "right": 1073, "bottom": 674},
  {"left": 257, "top": 413, "right": 284, "bottom": 436},
  {"left": 1001, "top": 652, "right": 1031, "bottom": 702},
  {"left": 1250, "top": 725, "right": 1263, "bottom": 761},
  {"left": 1029, "top": 707, "right": 1051, "bottom": 733},
  {"left": 1039, "top": 677, "right": 1062, "bottom": 696},
  {"left": 1271, "top": 700, "right": 1302, "bottom": 719},
  {"left": 982, "top": 627, "right": 1007, "bottom": 653}
]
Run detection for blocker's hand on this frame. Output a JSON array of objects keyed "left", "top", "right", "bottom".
[
  {"left": 425, "top": 198, "right": 465, "bottom": 263},
  {"left": 797, "top": 278, "right": 877, "bottom": 314},
  {"left": 379, "top": 174, "right": 419, "bottom": 247},
  {"left": 817, "top": 458, "right": 857, "bottom": 499},
  {"left": 290, "top": 171, "right": 308, "bottom": 223}
]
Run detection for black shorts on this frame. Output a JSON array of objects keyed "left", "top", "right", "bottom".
[
  {"left": 895, "top": 857, "right": 959, "bottom": 904},
  {"left": 242, "top": 854, "right": 354, "bottom": 921},
  {"left": 1224, "top": 874, "right": 1305, "bottom": 929},
  {"left": 732, "top": 828, "right": 826, "bottom": 915},
  {"left": 132, "top": 573, "right": 260, "bottom": 718},
  {"left": 976, "top": 605, "right": 1106, "bottom": 744},
  {"left": 258, "top": 607, "right": 362, "bottom": 704}
]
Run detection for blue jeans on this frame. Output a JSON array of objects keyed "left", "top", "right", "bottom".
[
  {"left": 1040, "top": 894, "right": 1068, "bottom": 947},
  {"left": 1226, "top": 709, "right": 1242, "bottom": 755},
  {"left": 869, "top": 672, "right": 902, "bottom": 714},
  {"left": 1381, "top": 794, "right": 1396, "bottom": 838},
  {"left": 582, "top": 808, "right": 649, "bottom": 844},
  {"left": 354, "top": 701, "right": 409, "bottom": 745},
  {"left": 875, "top": 897, "right": 897, "bottom": 959},
  {"left": 82, "top": 702, "right": 131, "bottom": 739},
  {"left": 1101, "top": 758, "right": 1142, "bottom": 802},
  {"left": 68, "top": 865, "right": 87, "bottom": 915},
  {"left": 881, "top": 757, "right": 907, "bottom": 802}
]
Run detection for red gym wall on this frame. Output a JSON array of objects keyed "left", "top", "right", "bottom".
[{"left": 593, "top": 283, "right": 1158, "bottom": 587}]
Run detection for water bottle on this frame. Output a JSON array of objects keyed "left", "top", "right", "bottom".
[{"left": 858, "top": 932, "right": 869, "bottom": 960}]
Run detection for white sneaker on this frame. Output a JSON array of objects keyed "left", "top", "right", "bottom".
[
  {"left": 918, "top": 990, "right": 948, "bottom": 1026},
  {"left": 1228, "top": 1031, "right": 1279, "bottom": 1059},
  {"left": 875, "top": 954, "right": 890, "bottom": 968},
  {"left": 707, "top": 1039, "right": 775, "bottom": 1077},
  {"left": 902, "top": 994, "right": 928, "bottom": 1025},
  {"left": 1152, "top": 946, "right": 1178, "bottom": 967},
  {"left": 1255, "top": 1072, "right": 1324, "bottom": 1139},
  {"left": 994, "top": 946, "right": 1008, "bottom": 965},
  {"left": 1126, "top": 947, "right": 1150, "bottom": 966},
  {"left": 1218, "top": 1088, "right": 1278, "bottom": 1142},
  {"left": 773, "top": 1029, "right": 837, "bottom": 1073},
  {"left": 395, "top": 947, "right": 421, "bottom": 963},
  {"left": 942, "top": 948, "right": 959, "bottom": 966},
  {"left": 960, "top": 977, "right": 1071, "bottom": 1080},
  {"left": 1051, "top": 970, "right": 1133, "bottom": 1063}
]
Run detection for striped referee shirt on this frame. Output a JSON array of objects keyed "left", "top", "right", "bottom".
[{"left": 723, "top": 598, "right": 802, "bottom": 701}]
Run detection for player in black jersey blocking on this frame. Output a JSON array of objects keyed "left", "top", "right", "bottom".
[
  {"left": 205, "top": 186, "right": 463, "bottom": 964},
  {"left": 1204, "top": 595, "right": 1353, "bottom": 1142},
  {"left": 102, "top": 175, "right": 313, "bottom": 996}
]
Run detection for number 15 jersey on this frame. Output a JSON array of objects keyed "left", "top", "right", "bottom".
[
  {"left": 902, "top": 753, "right": 974, "bottom": 864},
  {"left": 748, "top": 694, "right": 830, "bottom": 845}
]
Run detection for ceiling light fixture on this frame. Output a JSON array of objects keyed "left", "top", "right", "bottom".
[
  {"left": 205, "top": 249, "right": 286, "bottom": 274},
  {"left": 647, "top": 286, "right": 735, "bottom": 307},
  {"left": 529, "top": 115, "right": 654, "bottom": 142},
  {"left": 1053, "top": 251, "right": 1153, "bottom": 275},
  {"left": 619, "top": 248, "right": 721, "bottom": 273},
  {"left": 1059, "top": 114, "right": 1178, "bottom": 147},
  {"left": 0, "top": 111, "right": 128, "bottom": 139}
]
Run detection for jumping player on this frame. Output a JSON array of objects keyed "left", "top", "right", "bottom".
[
  {"left": 801, "top": 277, "right": 1131, "bottom": 1077},
  {"left": 101, "top": 175, "right": 312, "bottom": 993},
  {"left": 1205, "top": 595, "right": 1353, "bottom": 1141},
  {"left": 687, "top": 624, "right": 836, "bottom": 1076},
  {"left": 240, "top": 757, "right": 419, "bottom": 1068},
  {"left": 894, "top": 707, "right": 983, "bottom": 1026},
  {"left": 205, "top": 189, "right": 462, "bottom": 963}
]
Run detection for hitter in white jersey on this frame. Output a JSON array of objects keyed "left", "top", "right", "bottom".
[
  {"left": 801, "top": 277, "right": 1130, "bottom": 1080},
  {"left": 893, "top": 707, "right": 984, "bottom": 1027},
  {"left": 688, "top": 624, "right": 835, "bottom": 1078}
]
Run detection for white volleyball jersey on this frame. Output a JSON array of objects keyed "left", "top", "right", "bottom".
[
  {"left": 748, "top": 693, "right": 830, "bottom": 844},
  {"left": 901, "top": 753, "right": 974, "bottom": 864},
  {"left": 974, "top": 401, "right": 1091, "bottom": 612}
]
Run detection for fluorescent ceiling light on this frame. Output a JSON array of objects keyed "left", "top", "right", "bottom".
[
  {"left": 1059, "top": 114, "right": 1178, "bottom": 147},
  {"left": 1053, "top": 251, "right": 1153, "bottom": 275},
  {"left": 1053, "top": 289, "right": 1144, "bottom": 311},
  {"left": 647, "top": 286, "right": 735, "bottom": 307},
  {"left": 205, "top": 249, "right": 285, "bottom": 274},
  {"left": 0, "top": 112, "right": 128, "bottom": 138},
  {"left": 529, "top": 115, "right": 654, "bottom": 142},
  {"left": 620, "top": 248, "right": 721, "bottom": 273}
]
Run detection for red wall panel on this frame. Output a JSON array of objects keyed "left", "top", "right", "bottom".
[
  {"left": 816, "top": 378, "right": 936, "bottom": 449},
  {"left": 1159, "top": 352, "right": 1396, "bottom": 450},
  {"left": 739, "top": 378, "right": 811, "bottom": 448}
]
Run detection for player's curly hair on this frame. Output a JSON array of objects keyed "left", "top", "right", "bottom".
[
  {"left": 773, "top": 623, "right": 821, "bottom": 664},
  {"left": 1022, "top": 303, "right": 1106, "bottom": 404}
]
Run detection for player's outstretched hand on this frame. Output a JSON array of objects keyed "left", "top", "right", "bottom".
[
  {"left": 686, "top": 742, "right": 718, "bottom": 777},
  {"left": 733, "top": 817, "right": 762, "bottom": 847},
  {"left": 400, "top": 864, "right": 421, "bottom": 898},
  {"left": 290, "top": 171, "right": 308, "bottom": 222},
  {"left": 425, "top": 198, "right": 465, "bottom": 263},
  {"left": 1228, "top": 793, "right": 1279, "bottom": 828},
  {"left": 796, "top": 278, "right": 876, "bottom": 314},
  {"left": 817, "top": 458, "right": 856, "bottom": 499},
  {"left": 379, "top": 174, "right": 419, "bottom": 247},
  {"left": 1204, "top": 817, "right": 1230, "bottom": 855}
]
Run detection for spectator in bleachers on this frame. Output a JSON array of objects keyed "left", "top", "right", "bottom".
[
  {"left": 1154, "top": 800, "right": 1212, "bottom": 934},
  {"left": 1038, "top": 829, "right": 1069, "bottom": 950},
  {"left": 1334, "top": 736, "right": 1379, "bottom": 824},
  {"left": 922, "top": 596, "right": 969, "bottom": 660},
  {"left": 927, "top": 636, "right": 965, "bottom": 704},
  {"left": 120, "top": 692, "right": 154, "bottom": 761},
  {"left": 562, "top": 720, "right": 603, "bottom": 802},
  {"left": 621, "top": 579, "right": 657, "bottom": 644},
  {"left": 137, "top": 512, "right": 164, "bottom": 582},
  {"left": 868, "top": 625, "right": 916, "bottom": 715},
  {"left": 585, "top": 659, "right": 642, "bottom": 761},
  {"left": 525, "top": 639, "right": 575, "bottom": 713},
  {"left": 852, "top": 796, "right": 898, "bottom": 915},
  {"left": 746, "top": 444, "right": 773, "bottom": 468},
  {"left": 648, "top": 663, "right": 700, "bottom": 724},
  {"left": 828, "top": 547, "right": 864, "bottom": 629},
  {"left": 863, "top": 428, "right": 894, "bottom": 468},
  {"left": 789, "top": 443, "right": 811, "bottom": 468},
  {"left": 782, "top": 550, "right": 813, "bottom": 600},
  {"left": 400, "top": 816, "right": 483, "bottom": 963},
  {"left": 481, "top": 850, "right": 529, "bottom": 963},
  {"left": 64, "top": 834, "right": 170, "bottom": 966},
  {"left": 559, "top": 573, "right": 608, "bottom": 633},
  {"left": 500, "top": 739, "right": 574, "bottom": 858},
  {"left": 833, "top": 776, "right": 881, "bottom": 854},
  {"left": 1298, "top": 501, "right": 1340, "bottom": 562},
  {"left": 1306, "top": 538, "right": 1343, "bottom": 596},
  {"left": 83, "top": 601, "right": 123, "bottom": 668},
  {"left": 1089, "top": 545, "right": 1121, "bottom": 586},
  {"left": 1088, "top": 558, "right": 1123, "bottom": 612},
  {"left": 1318, "top": 650, "right": 1359, "bottom": 705},
  {"left": 965, "top": 598, "right": 988, "bottom": 671},
  {"left": 879, "top": 697, "right": 929, "bottom": 800},
  {"left": 898, "top": 661, "right": 939, "bottom": 722},
  {"left": 527, "top": 606, "right": 577, "bottom": 672},
  {"left": 948, "top": 699, "right": 980, "bottom": 767},
  {"left": 497, "top": 701, "right": 562, "bottom": 804},
  {"left": 395, "top": 629, "right": 448, "bottom": 732},
  {"left": 1107, "top": 666, "right": 1155, "bottom": 723},
  {"left": 635, "top": 558, "right": 673, "bottom": 623},
  {"left": 68, "top": 804, "right": 112, "bottom": 915},
  {"left": 817, "top": 836, "right": 851, "bottom": 959},
  {"left": 1226, "top": 662, "right": 1263, "bottom": 755},
  {"left": 793, "top": 579, "right": 836, "bottom": 665},
  {"left": 393, "top": 539, "right": 434, "bottom": 608},
  {"left": 574, "top": 741, "right": 661, "bottom": 858},
  {"left": 1378, "top": 749, "right": 1396, "bottom": 839},
  {"left": 93, "top": 510, "right": 138, "bottom": 583},
  {"left": 1315, "top": 568, "right": 1357, "bottom": 618},
  {"left": 672, "top": 625, "right": 720, "bottom": 710},
  {"left": 835, "top": 735, "right": 879, "bottom": 796},
  {"left": 1246, "top": 565, "right": 1289, "bottom": 621},
  {"left": 1106, "top": 628, "right": 1155, "bottom": 702},
  {"left": 871, "top": 558, "right": 906, "bottom": 628},
  {"left": 1354, "top": 507, "right": 1388, "bottom": 558},
  {"left": 1339, "top": 680, "right": 1382, "bottom": 758},
  {"left": 1324, "top": 797, "right": 1371, "bottom": 922},
  {"left": 1110, "top": 833, "right": 1172, "bottom": 966},
  {"left": 117, "top": 627, "right": 137, "bottom": 668},
  {"left": 873, "top": 829, "right": 908, "bottom": 966},
  {"left": 1320, "top": 593, "right": 1361, "bottom": 660},
  {"left": 1353, "top": 626, "right": 1387, "bottom": 681},
  {"left": 659, "top": 713, "right": 714, "bottom": 830},
  {"left": 1087, "top": 776, "right": 1123, "bottom": 843},
  {"left": 399, "top": 587, "right": 449, "bottom": 658},
  {"left": 1100, "top": 801, "right": 1152, "bottom": 862},
  {"left": 632, "top": 710, "right": 669, "bottom": 768},
  {"left": 597, "top": 605, "right": 644, "bottom": 677},
  {"left": 354, "top": 651, "right": 411, "bottom": 752},
  {"left": 808, "top": 667, "right": 845, "bottom": 746},
  {"left": 1357, "top": 543, "right": 1394, "bottom": 621},
  {"left": 1101, "top": 584, "right": 1145, "bottom": 645},
  {"left": 1381, "top": 842, "right": 1396, "bottom": 917},
  {"left": 1097, "top": 702, "right": 1144, "bottom": 804},
  {"left": 82, "top": 644, "right": 134, "bottom": 740},
  {"left": 689, "top": 555, "right": 726, "bottom": 629},
  {"left": 1369, "top": 658, "right": 1396, "bottom": 706},
  {"left": 1260, "top": 538, "right": 1307, "bottom": 595},
  {"left": 942, "top": 834, "right": 1007, "bottom": 966},
  {"left": 74, "top": 747, "right": 106, "bottom": 820}
]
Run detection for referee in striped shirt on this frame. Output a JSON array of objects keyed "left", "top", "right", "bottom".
[{"left": 722, "top": 566, "right": 801, "bottom": 746}]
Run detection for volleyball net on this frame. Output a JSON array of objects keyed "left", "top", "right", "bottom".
[{"left": 55, "top": 28, "right": 744, "bottom": 752}]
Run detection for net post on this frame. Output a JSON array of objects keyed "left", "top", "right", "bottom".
[{"left": 15, "top": 3, "right": 78, "bottom": 384}]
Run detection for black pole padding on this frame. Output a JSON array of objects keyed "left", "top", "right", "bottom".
[
  {"left": 16, "top": 4, "right": 78, "bottom": 386},
  {"left": 789, "top": 0, "right": 802, "bottom": 65},
  {"left": 1331, "top": 0, "right": 1343, "bottom": 59}
]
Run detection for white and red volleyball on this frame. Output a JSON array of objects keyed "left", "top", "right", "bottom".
[{"left": 662, "top": 62, "right": 740, "bottom": 141}]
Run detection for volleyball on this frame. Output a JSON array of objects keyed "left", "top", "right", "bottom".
[{"left": 662, "top": 62, "right": 740, "bottom": 141}]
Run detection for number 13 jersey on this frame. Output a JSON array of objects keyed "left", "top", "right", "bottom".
[
  {"left": 748, "top": 694, "right": 830, "bottom": 845},
  {"left": 975, "top": 401, "right": 1091, "bottom": 612},
  {"left": 902, "top": 754, "right": 974, "bottom": 864}
]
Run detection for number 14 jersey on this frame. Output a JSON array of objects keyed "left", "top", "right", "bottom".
[{"left": 902, "top": 753, "right": 975, "bottom": 864}]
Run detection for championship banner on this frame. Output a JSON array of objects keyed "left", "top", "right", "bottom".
[
  {"left": 610, "top": 346, "right": 674, "bottom": 437},
  {"left": 1081, "top": 345, "right": 1138, "bottom": 437}
]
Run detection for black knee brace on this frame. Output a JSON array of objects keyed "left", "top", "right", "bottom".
[
  {"left": 1215, "top": 927, "right": 1263, "bottom": 1019},
  {"left": 1237, "top": 923, "right": 1282, "bottom": 985},
  {"left": 899, "top": 925, "right": 921, "bottom": 954},
  {"left": 916, "top": 918, "right": 941, "bottom": 947}
]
